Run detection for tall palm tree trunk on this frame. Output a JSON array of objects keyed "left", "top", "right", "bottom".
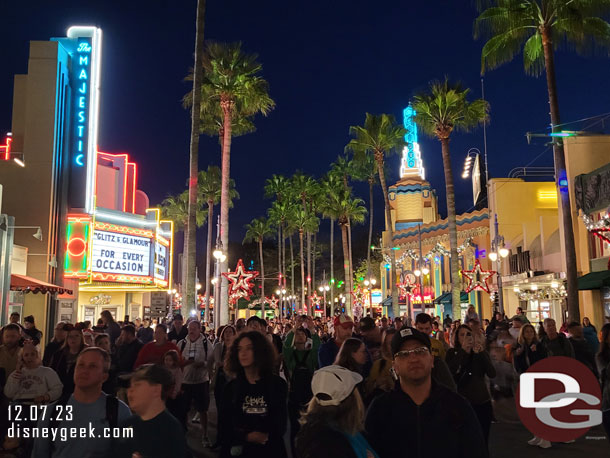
[
  {"left": 282, "top": 226, "right": 286, "bottom": 318},
  {"left": 375, "top": 153, "right": 399, "bottom": 318},
  {"left": 340, "top": 222, "right": 352, "bottom": 316},
  {"left": 541, "top": 28, "right": 579, "bottom": 322},
  {"left": 307, "top": 231, "right": 312, "bottom": 315},
  {"left": 367, "top": 180, "right": 374, "bottom": 280},
  {"left": 204, "top": 202, "right": 213, "bottom": 323},
  {"left": 299, "top": 230, "right": 305, "bottom": 313},
  {"left": 185, "top": 0, "right": 206, "bottom": 314},
  {"left": 259, "top": 238, "right": 265, "bottom": 316},
  {"left": 219, "top": 98, "right": 234, "bottom": 325},
  {"left": 348, "top": 221, "right": 354, "bottom": 297},
  {"left": 330, "top": 218, "right": 335, "bottom": 316},
  {"left": 277, "top": 225, "right": 281, "bottom": 298},
  {"left": 440, "top": 138, "right": 461, "bottom": 319},
  {"left": 312, "top": 232, "right": 317, "bottom": 300},
  {"left": 290, "top": 234, "right": 295, "bottom": 315}
]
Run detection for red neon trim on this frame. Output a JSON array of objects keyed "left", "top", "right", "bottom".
[
  {"left": 128, "top": 162, "right": 137, "bottom": 213},
  {"left": 67, "top": 237, "right": 87, "bottom": 257},
  {"left": 94, "top": 221, "right": 154, "bottom": 238},
  {"left": 97, "top": 152, "right": 130, "bottom": 212},
  {"left": 91, "top": 272, "right": 154, "bottom": 284},
  {"left": 1, "top": 136, "right": 12, "bottom": 161}
]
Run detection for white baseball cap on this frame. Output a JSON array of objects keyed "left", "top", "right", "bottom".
[{"left": 311, "top": 365, "right": 363, "bottom": 406}]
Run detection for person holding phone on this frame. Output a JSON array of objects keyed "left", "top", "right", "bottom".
[{"left": 446, "top": 324, "right": 496, "bottom": 448}]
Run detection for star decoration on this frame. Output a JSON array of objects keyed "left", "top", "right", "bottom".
[
  {"left": 222, "top": 259, "right": 259, "bottom": 301},
  {"left": 351, "top": 286, "right": 366, "bottom": 306},
  {"left": 309, "top": 293, "right": 321, "bottom": 307},
  {"left": 462, "top": 259, "right": 496, "bottom": 294},
  {"left": 266, "top": 295, "right": 279, "bottom": 309}
]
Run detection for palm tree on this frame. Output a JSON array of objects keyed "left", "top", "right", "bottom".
[
  {"left": 291, "top": 172, "right": 319, "bottom": 314},
  {"left": 243, "top": 217, "right": 273, "bottom": 314},
  {"left": 328, "top": 189, "right": 367, "bottom": 316},
  {"left": 321, "top": 173, "right": 344, "bottom": 315},
  {"left": 293, "top": 209, "right": 319, "bottom": 313},
  {"left": 184, "top": 0, "right": 207, "bottom": 314},
  {"left": 474, "top": 0, "right": 610, "bottom": 322},
  {"left": 352, "top": 152, "right": 378, "bottom": 285},
  {"left": 198, "top": 166, "right": 239, "bottom": 322},
  {"left": 346, "top": 114, "right": 406, "bottom": 318},
  {"left": 412, "top": 79, "right": 489, "bottom": 319},
  {"left": 198, "top": 42, "right": 275, "bottom": 324},
  {"left": 160, "top": 191, "right": 207, "bottom": 303}
]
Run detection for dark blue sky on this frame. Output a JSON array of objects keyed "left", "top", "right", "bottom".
[{"left": 2, "top": 0, "right": 610, "bottom": 244}]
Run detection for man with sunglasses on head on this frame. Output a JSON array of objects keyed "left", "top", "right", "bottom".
[{"left": 365, "top": 326, "right": 488, "bottom": 458}]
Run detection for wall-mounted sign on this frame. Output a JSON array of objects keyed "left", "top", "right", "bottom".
[
  {"left": 91, "top": 230, "right": 151, "bottom": 277},
  {"left": 154, "top": 243, "right": 168, "bottom": 282}
]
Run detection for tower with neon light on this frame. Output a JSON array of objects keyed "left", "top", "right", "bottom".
[{"left": 400, "top": 104, "right": 425, "bottom": 180}]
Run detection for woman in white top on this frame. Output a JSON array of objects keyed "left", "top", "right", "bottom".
[{"left": 4, "top": 343, "right": 63, "bottom": 404}]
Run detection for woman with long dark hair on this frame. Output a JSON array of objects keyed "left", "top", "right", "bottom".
[
  {"left": 596, "top": 323, "right": 610, "bottom": 443},
  {"left": 513, "top": 324, "right": 547, "bottom": 375},
  {"left": 334, "top": 338, "right": 368, "bottom": 376},
  {"left": 220, "top": 331, "right": 287, "bottom": 458},
  {"left": 100, "top": 310, "right": 120, "bottom": 347},
  {"left": 446, "top": 324, "right": 496, "bottom": 447},
  {"left": 49, "top": 325, "right": 86, "bottom": 397}
]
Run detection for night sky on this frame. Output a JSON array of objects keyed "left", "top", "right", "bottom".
[{"left": 3, "top": 0, "right": 610, "bottom": 247}]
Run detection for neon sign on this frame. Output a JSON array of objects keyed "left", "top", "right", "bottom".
[
  {"left": 400, "top": 104, "right": 425, "bottom": 180},
  {"left": 59, "top": 26, "right": 102, "bottom": 214}
]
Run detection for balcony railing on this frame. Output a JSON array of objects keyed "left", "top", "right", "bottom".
[{"left": 509, "top": 249, "right": 531, "bottom": 274}]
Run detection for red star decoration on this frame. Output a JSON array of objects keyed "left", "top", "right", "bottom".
[
  {"left": 309, "top": 293, "right": 321, "bottom": 307},
  {"left": 265, "top": 295, "right": 279, "bottom": 309},
  {"left": 351, "top": 286, "right": 366, "bottom": 305},
  {"left": 462, "top": 259, "right": 495, "bottom": 294},
  {"left": 222, "top": 259, "right": 259, "bottom": 300},
  {"left": 592, "top": 228, "right": 610, "bottom": 244}
]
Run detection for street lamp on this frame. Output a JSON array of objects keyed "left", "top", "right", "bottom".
[
  {"left": 489, "top": 214, "right": 509, "bottom": 314},
  {"left": 422, "top": 267, "right": 429, "bottom": 275}
]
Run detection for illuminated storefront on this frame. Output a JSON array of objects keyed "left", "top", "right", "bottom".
[{"left": 0, "top": 26, "right": 173, "bottom": 335}]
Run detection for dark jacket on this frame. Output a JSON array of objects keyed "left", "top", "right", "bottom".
[
  {"left": 23, "top": 326, "right": 43, "bottom": 346},
  {"left": 105, "top": 321, "right": 121, "bottom": 347},
  {"left": 220, "top": 374, "right": 288, "bottom": 458},
  {"left": 512, "top": 341, "right": 548, "bottom": 374},
  {"left": 42, "top": 340, "right": 64, "bottom": 367},
  {"left": 296, "top": 419, "right": 364, "bottom": 458},
  {"left": 115, "top": 339, "right": 144, "bottom": 374},
  {"left": 318, "top": 338, "right": 342, "bottom": 368},
  {"left": 569, "top": 337, "right": 599, "bottom": 378},
  {"left": 542, "top": 333, "right": 574, "bottom": 358},
  {"left": 446, "top": 348, "right": 496, "bottom": 405},
  {"left": 365, "top": 382, "right": 488, "bottom": 458}
]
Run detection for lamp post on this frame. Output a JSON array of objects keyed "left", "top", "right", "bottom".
[
  {"left": 488, "top": 214, "right": 509, "bottom": 315},
  {"left": 363, "top": 278, "right": 376, "bottom": 317},
  {"left": 318, "top": 284, "right": 330, "bottom": 317},
  {"left": 212, "top": 216, "right": 226, "bottom": 330}
]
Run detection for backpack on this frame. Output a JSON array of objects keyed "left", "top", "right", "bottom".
[
  {"left": 49, "top": 393, "right": 119, "bottom": 456},
  {"left": 180, "top": 337, "right": 208, "bottom": 358},
  {"left": 289, "top": 350, "right": 313, "bottom": 405}
]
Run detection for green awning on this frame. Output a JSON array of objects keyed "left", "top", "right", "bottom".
[
  {"left": 578, "top": 270, "right": 610, "bottom": 290},
  {"left": 381, "top": 296, "right": 392, "bottom": 307},
  {"left": 433, "top": 291, "right": 470, "bottom": 305}
]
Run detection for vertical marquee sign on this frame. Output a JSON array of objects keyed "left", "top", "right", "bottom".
[
  {"left": 400, "top": 104, "right": 425, "bottom": 180},
  {"left": 66, "top": 27, "right": 102, "bottom": 214}
]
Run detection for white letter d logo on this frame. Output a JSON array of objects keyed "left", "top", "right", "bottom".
[{"left": 520, "top": 372, "right": 580, "bottom": 409}]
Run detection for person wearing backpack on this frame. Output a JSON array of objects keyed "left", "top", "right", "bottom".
[
  {"left": 31, "top": 347, "right": 131, "bottom": 458},
  {"left": 283, "top": 327, "right": 319, "bottom": 454},
  {"left": 177, "top": 320, "right": 212, "bottom": 448}
]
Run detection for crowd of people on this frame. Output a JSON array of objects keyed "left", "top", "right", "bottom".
[{"left": 0, "top": 306, "right": 607, "bottom": 457}]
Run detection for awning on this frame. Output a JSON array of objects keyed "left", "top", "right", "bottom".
[
  {"left": 433, "top": 291, "right": 469, "bottom": 305},
  {"left": 10, "top": 274, "right": 73, "bottom": 295},
  {"left": 578, "top": 270, "right": 610, "bottom": 290},
  {"left": 381, "top": 296, "right": 392, "bottom": 307}
]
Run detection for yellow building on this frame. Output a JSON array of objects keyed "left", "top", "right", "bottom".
[
  {"left": 564, "top": 135, "right": 610, "bottom": 327},
  {"left": 488, "top": 178, "right": 564, "bottom": 322}
]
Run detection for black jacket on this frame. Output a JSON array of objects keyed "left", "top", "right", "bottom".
[
  {"left": 115, "top": 339, "right": 144, "bottom": 374},
  {"left": 513, "top": 341, "right": 547, "bottom": 374},
  {"left": 365, "top": 382, "right": 488, "bottom": 458},
  {"left": 296, "top": 419, "right": 358, "bottom": 458}
]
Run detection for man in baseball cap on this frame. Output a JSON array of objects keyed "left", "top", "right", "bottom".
[
  {"left": 365, "top": 327, "right": 487, "bottom": 458},
  {"left": 319, "top": 314, "right": 354, "bottom": 368},
  {"left": 114, "top": 364, "right": 186, "bottom": 457}
]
